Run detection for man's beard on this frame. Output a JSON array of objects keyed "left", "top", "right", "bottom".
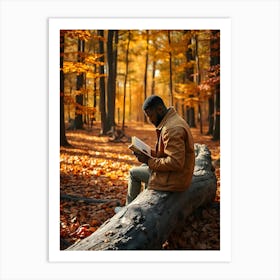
[{"left": 155, "top": 113, "right": 164, "bottom": 127}]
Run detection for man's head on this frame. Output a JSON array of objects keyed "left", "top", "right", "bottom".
[{"left": 142, "top": 95, "right": 168, "bottom": 127}]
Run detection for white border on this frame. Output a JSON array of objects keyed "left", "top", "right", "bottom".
[
  {"left": 1, "top": 0, "right": 279, "bottom": 279},
  {"left": 49, "top": 17, "right": 231, "bottom": 262}
]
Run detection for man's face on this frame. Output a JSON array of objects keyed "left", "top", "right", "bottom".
[{"left": 144, "top": 107, "right": 162, "bottom": 127}]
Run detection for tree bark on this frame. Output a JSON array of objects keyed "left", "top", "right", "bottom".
[
  {"left": 184, "top": 33, "right": 196, "bottom": 127},
  {"left": 122, "top": 31, "right": 131, "bottom": 131},
  {"left": 151, "top": 60, "right": 156, "bottom": 95},
  {"left": 167, "top": 31, "right": 173, "bottom": 106},
  {"left": 207, "top": 96, "right": 214, "bottom": 135},
  {"left": 194, "top": 34, "right": 203, "bottom": 134},
  {"left": 143, "top": 30, "right": 149, "bottom": 123},
  {"left": 98, "top": 30, "right": 107, "bottom": 135},
  {"left": 75, "top": 39, "right": 85, "bottom": 130},
  {"left": 210, "top": 30, "right": 220, "bottom": 140},
  {"left": 212, "top": 86, "right": 220, "bottom": 140},
  {"left": 60, "top": 31, "right": 70, "bottom": 146},
  {"left": 107, "top": 30, "right": 117, "bottom": 129},
  {"left": 66, "top": 143, "right": 216, "bottom": 250},
  {"left": 187, "top": 105, "right": 196, "bottom": 128}
]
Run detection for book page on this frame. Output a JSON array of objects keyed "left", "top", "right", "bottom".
[{"left": 131, "top": 136, "right": 151, "bottom": 157}]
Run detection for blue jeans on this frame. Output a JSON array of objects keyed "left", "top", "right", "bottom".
[{"left": 126, "top": 164, "right": 151, "bottom": 205}]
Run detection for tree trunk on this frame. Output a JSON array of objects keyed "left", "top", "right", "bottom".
[
  {"left": 112, "top": 31, "right": 118, "bottom": 121},
  {"left": 143, "top": 30, "right": 149, "bottom": 123},
  {"left": 184, "top": 34, "right": 196, "bottom": 127},
  {"left": 60, "top": 31, "right": 70, "bottom": 146},
  {"left": 151, "top": 60, "right": 156, "bottom": 95},
  {"left": 107, "top": 30, "right": 118, "bottom": 129},
  {"left": 207, "top": 96, "right": 214, "bottom": 135},
  {"left": 212, "top": 85, "right": 220, "bottom": 140},
  {"left": 75, "top": 39, "right": 85, "bottom": 130},
  {"left": 194, "top": 35, "right": 203, "bottom": 134},
  {"left": 66, "top": 143, "right": 216, "bottom": 250},
  {"left": 187, "top": 105, "right": 196, "bottom": 127},
  {"left": 122, "top": 31, "right": 131, "bottom": 131},
  {"left": 98, "top": 30, "right": 107, "bottom": 135},
  {"left": 92, "top": 31, "right": 98, "bottom": 117},
  {"left": 168, "top": 31, "right": 173, "bottom": 106},
  {"left": 93, "top": 64, "right": 97, "bottom": 111},
  {"left": 210, "top": 30, "right": 220, "bottom": 140}
]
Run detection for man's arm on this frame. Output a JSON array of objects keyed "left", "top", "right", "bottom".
[
  {"left": 133, "top": 149, "right": 156, "bottom": 164},
  {"left": 133, "top": 152, "right": 150, "bottom": 165},
  {"left": 148, "top": 127, "right": 186, "bottom": 172}
]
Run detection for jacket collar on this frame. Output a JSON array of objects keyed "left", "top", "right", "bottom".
[{"left": 156, "top": 107, "right": 176, "bottom": 131}]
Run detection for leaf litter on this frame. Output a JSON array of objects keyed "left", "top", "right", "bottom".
[{"left": 60, "top": 123, "right": 220, "bottom": 250}]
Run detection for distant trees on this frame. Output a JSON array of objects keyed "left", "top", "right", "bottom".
[
  {"left": 210, "top": 30, "right": 220, "bottom": 140},
  {"left": 99, "top": 30, "right": 119, "bottom": 135},
  {"left": 196, "top": 30, "right": 220, "bottom": 140},
  {"left": 59, "top": 29, "right": 221, "bottom": 146},
  {"left": 60, "top": 30, "right": 96, "bottom": 145}
]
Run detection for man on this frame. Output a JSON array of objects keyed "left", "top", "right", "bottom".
[{"left": 115, "top": 95, "right": 195, "bottom": 212}]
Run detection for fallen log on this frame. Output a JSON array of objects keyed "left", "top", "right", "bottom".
[{"left": 66, "top": 143, "right": 217, "bottom": 250}]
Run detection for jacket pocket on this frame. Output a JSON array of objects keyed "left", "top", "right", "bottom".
[{"left": 149, "top": 171, "right": 170, "bottom": 187}]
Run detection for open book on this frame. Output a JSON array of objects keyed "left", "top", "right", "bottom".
[{"left": 128, "top": 136, "right": 152, "bottom": 158}]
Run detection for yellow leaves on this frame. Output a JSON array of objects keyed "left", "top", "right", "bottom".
[
  {"left": 106, "top": 169, "right": 126, "bottom": 180},
  {"left": 60, "top": 143, "right": 131, "bottom": 186},
  {"left": 62, "top": 62, "right": 104, "bottom": 74},
  {"left": 84, "top": 54, "right": 104, "bottom": 65},
  {"left": 175, "top": 82, "right": 199, "bottom": 95},
  {"left": 86, "top": 72, "right": 106, "bottom": 79},
  {"left": 175, "top": 82, "right": 214, "bottom": 106},
  {"left": 107, "top": 173, "right": 118, "bottom": 180},
  {"left": 174, "top": 83, "right": 200, "bottom": 106},
  {"left": 65, "top": 30, "right": 92, "bottom": 41},
  {"left": 184, "top": 97, "right": 200, "bottom": 107},
  {"left": 62, "top": 61, "right": 90, "bottom": 74},
  {"left": 62, "top": 59, "right": 106, "bottom": 81},
  {"left": 63, "top": 95, "right": 96, "bottom": 116},
  {"left": 90, "top": 160, "right": 128, "bottom": 181}
]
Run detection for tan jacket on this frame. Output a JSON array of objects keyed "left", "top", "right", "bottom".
[{"left": 147, "top": 107, "right": 195, "bottom": 192}]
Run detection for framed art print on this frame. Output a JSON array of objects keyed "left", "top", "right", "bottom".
[{"left": 1, "top": 0, "right": 279, "bottom": 279}]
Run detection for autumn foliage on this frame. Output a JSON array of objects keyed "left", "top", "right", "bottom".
[{"left": 60, "top": 29, "right": 221, "bottom": 249}]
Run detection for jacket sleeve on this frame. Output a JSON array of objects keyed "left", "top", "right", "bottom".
[{"left": 148, "top": 126, "right": 186, "bottom": 172}]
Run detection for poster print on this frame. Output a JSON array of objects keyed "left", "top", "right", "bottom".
[{"left": 49, "top": 18, "right": 231, "bottom": 262}]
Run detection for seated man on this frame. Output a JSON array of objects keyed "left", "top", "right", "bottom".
[{"left": 115, "top": 95, "right": 195, "bottom": 212}]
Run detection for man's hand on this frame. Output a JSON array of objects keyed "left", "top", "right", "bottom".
[{"left": 133, "top": 152, "right": 150, "bottom": 164}]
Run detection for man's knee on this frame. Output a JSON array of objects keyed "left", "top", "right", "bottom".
[
  {"left": 129, "top": 166, "right": 142, "bottom": 180},
  {"left": 129, "top": 166, "right": 137, "bottom": 174}
]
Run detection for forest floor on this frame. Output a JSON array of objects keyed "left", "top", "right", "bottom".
[{"left": 60, "top": 122, "right": 220, "bottom": 250}]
